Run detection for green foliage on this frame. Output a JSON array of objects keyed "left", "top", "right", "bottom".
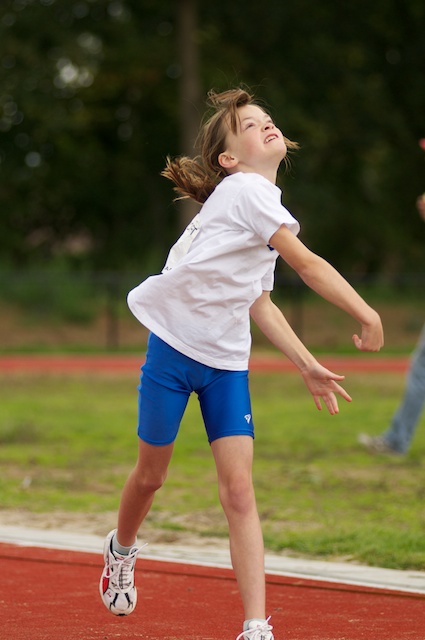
[
  {"left": 1, "top": 370, "right": 425, "bottom": 569},
  {"left": 0, "top": 0, "right": 178, "bottom": 269},
  {"left": 202, "top": 0, "right": 425, "bottom": 274},
  {"left": 0, "top": 267, "right": 101, "bottom": 322},
  {"left": 0, "top": 0, "right": 424, "bottom": 274}
]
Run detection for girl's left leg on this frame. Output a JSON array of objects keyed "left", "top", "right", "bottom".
[{"left": 211, "top": 435, "right": 266, "bottom": 621}]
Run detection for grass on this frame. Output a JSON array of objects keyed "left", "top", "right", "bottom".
[{"left": 0, "top": 368, "right": 424, "bottom": 570}]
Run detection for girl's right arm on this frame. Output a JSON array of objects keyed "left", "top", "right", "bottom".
[
  {"left": 250, "top": 291, "right": 352, "bottom": 414},
  {"left": 269, "top": 225, "right": 384, "bottom": 352}
]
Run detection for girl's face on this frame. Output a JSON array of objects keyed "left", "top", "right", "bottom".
[{"left": 219, "top": 104, "right": 287, "bottom": 181}]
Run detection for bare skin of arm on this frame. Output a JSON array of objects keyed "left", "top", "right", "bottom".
[
  {"left": 250, "top": 227, "right": 384, "bottom": 414},
  {"left": 269, "top": 225, "right": 384, "bottom": 352},
  {"left": 250, "top": 291, "right": 352, "bottom": 415}
]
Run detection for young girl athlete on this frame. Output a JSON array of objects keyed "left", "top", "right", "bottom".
[{"left": 100, "top": 88, "right": 384, "bottom": 640}]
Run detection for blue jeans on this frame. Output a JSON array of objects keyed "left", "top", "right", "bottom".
[{"left": 383, "top": 324, "right": 425, "bottom": 453}]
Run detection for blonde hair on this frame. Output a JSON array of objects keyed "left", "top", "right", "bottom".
[{"left": 161, "top": 87, "right": 298, "bottom": 204}]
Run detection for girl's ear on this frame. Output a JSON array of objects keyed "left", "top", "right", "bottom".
[{"left": 218, "top": 151, "right": 238, "bottom": 170}]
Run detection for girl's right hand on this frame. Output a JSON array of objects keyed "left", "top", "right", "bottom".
[{"left": 300, "top": 363, "right": 352, "bottom": 415}]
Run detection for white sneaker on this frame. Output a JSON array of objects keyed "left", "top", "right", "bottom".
[
  {"left": 236, "top": 617, "right": 274, "bottom": 640},
  {"left": 99, "top": 529, "right": 144, "bottom": 616}
]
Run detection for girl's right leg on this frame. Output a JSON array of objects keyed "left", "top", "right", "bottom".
[
  {"left": 99, "top": 438, "right": 174, "bottom": 616},
  {"left": 116, "top": 438, "right": 175, "bottom": 547},
  {"left": 116, "top": 333, "right": 192, "bottom": 546},
  {"left": 101, "top": 333, "right": 190, "bottom": 616}
]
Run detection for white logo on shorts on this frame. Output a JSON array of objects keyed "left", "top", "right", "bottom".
[{"left": 244, "top": 414, "right": 251, "bottom": 424}]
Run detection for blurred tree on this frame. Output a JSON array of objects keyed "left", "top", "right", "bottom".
[
  {"left": 0, "top": 0, "right": 180, "bottom": 270},
  {"left": 0, "top": 0, "right": 424, "bottom": 278},
  {"left": 176, "top": 0, "right": 202, "bottom": 228},
  {"left": 200, "top": 0, "right": 425, "bottom": 276}
]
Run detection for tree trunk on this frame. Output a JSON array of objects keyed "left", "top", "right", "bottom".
[{"left": 177, "top": 0, "right": 202, "bottom": 229}]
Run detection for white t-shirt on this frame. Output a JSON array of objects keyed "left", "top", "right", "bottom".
[{"left": 128, "top": 172, "right": 300, "bottom": 370}]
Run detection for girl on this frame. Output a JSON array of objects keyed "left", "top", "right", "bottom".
[{"left": 100, "top": 88, "right": 384, "bottom": 640}]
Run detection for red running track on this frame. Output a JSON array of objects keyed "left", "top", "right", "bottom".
[
  {"left": 0, "top": 354, "right": 410, "bottom": 374},
  {"left": 1, "top": 542, "right": 424, "bottom": 640}
]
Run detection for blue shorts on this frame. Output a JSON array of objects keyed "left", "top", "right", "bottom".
[{"left": 137, "top": 333, "right": 254, "bottom": 445}]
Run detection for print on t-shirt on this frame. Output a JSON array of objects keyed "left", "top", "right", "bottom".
[{"left": 162, "top": 214, "right": 201, "bottom": 272}]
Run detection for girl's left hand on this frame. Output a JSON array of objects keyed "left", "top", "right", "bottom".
[
  {"left": 352, "top": 310, "right": 384, "bottom": 353},
  {"left": 300, "top": 363, "right": 352, "bottom": 415}
]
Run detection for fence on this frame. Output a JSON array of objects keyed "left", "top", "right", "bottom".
[{"left": 0, "top": 269, "right": 424, "bottom": 352}]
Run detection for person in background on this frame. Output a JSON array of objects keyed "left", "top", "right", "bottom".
[{"left": 359, "top": 191, "right": 425, "bottom": 456}]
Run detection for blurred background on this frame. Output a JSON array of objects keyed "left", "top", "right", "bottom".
[{"left": 1, "top": 0, "right": 424, "bottom": 353}]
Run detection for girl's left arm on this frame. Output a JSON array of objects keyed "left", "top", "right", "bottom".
[
  {"left": 269, "top": 225, "right": 384, "bottom": 352},
  {"left": 250, "top": 291, "right": 352, "bottom": 414}
]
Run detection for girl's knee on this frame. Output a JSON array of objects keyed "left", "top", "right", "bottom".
[
  {"left": 133, "top": 466, "right": 168, "bottom": 495},
  {"left": 219, "top": 474, "right": 255, "bottom": 515},
  {"left": 133, "top": 441, "right": 173, "bottom": 495}
]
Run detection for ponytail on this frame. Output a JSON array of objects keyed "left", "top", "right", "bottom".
[{"left": 161, "top": 156, "right": 218, "bottom": 205}]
